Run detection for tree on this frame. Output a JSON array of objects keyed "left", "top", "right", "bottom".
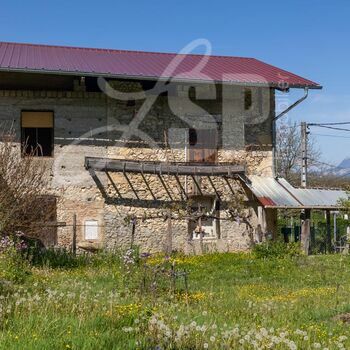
[
  {"left": 339, "top": 188, "right": 350, "bottom": 212},
  {"left": 276, "top": 121, "right": 321, "bottom": 184},
  {"left": 0, "top": 131, "right": 53, "bottom": 238}
]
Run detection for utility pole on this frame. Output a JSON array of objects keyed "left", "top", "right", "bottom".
[
  {"left": 300, "top": 122, "right": 311, "bottom": 254},
  {"left": 301, "top": 121, "right": 309, "bottom": 188}
]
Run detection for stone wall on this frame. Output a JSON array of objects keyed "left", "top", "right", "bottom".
[{"left": 0, "top": 80, "right": 276, "bottom": 253}]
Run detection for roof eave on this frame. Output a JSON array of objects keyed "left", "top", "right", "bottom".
[{"left": 0, "top": 67, "right": 322, "bottom": 89}]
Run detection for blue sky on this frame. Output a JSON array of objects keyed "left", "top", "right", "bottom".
[{"left": 0, "top": 0, "right": 349, "bottom": 164}]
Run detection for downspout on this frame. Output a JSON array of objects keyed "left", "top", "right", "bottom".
[{"left": 272, "top": 87, "right": 309, "bottom": 178}]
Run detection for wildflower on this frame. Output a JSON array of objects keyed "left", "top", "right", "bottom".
[{"left": 203, "top": 343, "right": 209, "bottom": 349}]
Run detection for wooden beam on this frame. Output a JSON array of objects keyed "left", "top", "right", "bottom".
[
  {"left": 174, "top": 174, "right": 188, "bottom": 200},
  {"left": 207, "top": 176, "right": 221, "bottom": 200},
  {"left": 106, "top": 171, "right": 123, "bottom": 198},
  {"left": 223, "top": 176, "right": 235, "bottom": 196},
  {"left": 191, "top": 175, "right": 203, "bottom": 196},
  {"left": 157, "top": 174, "right": 173, "bottom": 200},
  {"left": 123, "top": 171, "right": 139, "bottom": 200},
  {"left": 85, "top": 157, "right": 245, "bottom": 176},
  {"left": 140, "top": 172, "right": 157, "bottom": 200},
  {"left": 88, "top": 168, "right": 108, "bottom": 199}
]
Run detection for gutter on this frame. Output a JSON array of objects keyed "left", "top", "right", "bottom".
[{"left": 272, "top": 87, "right": 309, "bottom": 178}]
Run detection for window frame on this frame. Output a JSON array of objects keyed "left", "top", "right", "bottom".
[{"left": 20, "top": 110, "right": 54, "bottom": 158}]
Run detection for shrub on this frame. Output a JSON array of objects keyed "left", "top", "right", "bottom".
[
  {"left": 252, "top": 241, "right": 302, "bottom": 259},
  {"left": 0, "top": 235, "right": 31, "bottom": 283}
]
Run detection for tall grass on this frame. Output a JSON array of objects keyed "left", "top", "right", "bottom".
[{"left": 1, "top": 247, "right": 350, "bottom": 349}]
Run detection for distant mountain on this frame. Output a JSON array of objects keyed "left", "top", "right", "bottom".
[
  {"left": 334, "top": 158, "right": 350, "bottom": 178},
  {"left": 338, "top": 158, "right": 350, "bottom": 170}
]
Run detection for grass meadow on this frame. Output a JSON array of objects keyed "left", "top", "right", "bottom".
[{"left": 1, "top": 247, "right": 350, "bottom": 349}]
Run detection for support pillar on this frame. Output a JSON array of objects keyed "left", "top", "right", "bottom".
[
  {"left": 301, "top": 209, "right": 311, "bottom": 255},
  {"left": 326, "top": 210, "right": 332, "bottom": 253}
]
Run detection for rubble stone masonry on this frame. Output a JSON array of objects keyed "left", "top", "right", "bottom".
[{"left": 0, "top": 81, "right": 276, "bottom": 253}]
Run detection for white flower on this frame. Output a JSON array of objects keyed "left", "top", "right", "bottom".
[
  {"left": 165, "top": 331, "right": 171, "bottom": 338},
  {"left": 203, "top": 343, "right": 209, "bottom": 349},
  {"left": 210, "top": 336, "right": 215, "bottom": 342}
]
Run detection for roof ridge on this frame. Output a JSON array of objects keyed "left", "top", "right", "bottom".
[{"left": 0, "top": 41, "right": 255, "bottom": 60}]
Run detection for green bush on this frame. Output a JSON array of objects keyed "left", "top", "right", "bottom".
[
  {"left": 0, "top": 240, "right": 31, "bottom": 283},
  {"left": 252, "top": 241, "right": 302, "bottom": 259}
]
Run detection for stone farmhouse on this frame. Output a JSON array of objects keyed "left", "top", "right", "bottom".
[{"left": 0, "top": 41, "right": 344, "bottom": 254}]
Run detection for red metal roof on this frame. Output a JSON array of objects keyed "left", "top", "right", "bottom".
[{"left": 0, "top": 42, "right": 321, "bottom": 89}]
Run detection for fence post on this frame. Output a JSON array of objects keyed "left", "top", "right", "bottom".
[
  {"left": 165, "top": 210, "right": 173, "bottom": 255},
  {"left": 131, "top": 216, "right": 136, "bottom": 248},
  {"left": 326, "top": 210, "right": 332, "bottom": 253},
  {"left": 72, "top": 213, "right": 77, "bottom": 256}
]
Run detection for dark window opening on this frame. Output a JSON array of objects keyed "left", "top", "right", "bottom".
[
  {"left": 189, "top": 86, "right": 196, "bottom": 100},
  {"left": 189, "top": 128, "right": 197, "bottom": 146},
  {"left": 21, "top": 111, "right": 54, "bottom": 157},
  {"left": 244, "top": 88, "right": 252, "bottom": 110},
  {"left": 126, "top": 99, "right": 136, "bottom": 107}
]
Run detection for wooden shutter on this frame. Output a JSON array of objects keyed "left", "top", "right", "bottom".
[
  {"left": 21, "top": 111, "right": 53, "bottom": 128},
  {"left": 188, "top": 129, "right": 218, "bottom": 164}
]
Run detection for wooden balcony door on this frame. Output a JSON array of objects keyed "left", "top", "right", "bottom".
[{"left": 188, "top": 128, "right": 218, "bottom": 164}]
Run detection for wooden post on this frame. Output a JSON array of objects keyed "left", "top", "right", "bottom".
[
  {"left": 301, "top": 209, "right": 311, "bottom": 255},
  {"left": 257, "top": 206, "right": 267, "bottom": 241},
  {"left": 72, "top": 213, "right": 77, "bottom": 256},
  {"left": 333, "top": 212, "right": 337, "bottom": 245},
  {"left": 165, "top": 211, "right": 173, "bottom": 255},
  {"left": 198, "top": 204, "right": 204, "bottom": 254},
  {"left": 326, "top": 210, "right": 332, "bottom": 253},
  {"left": 131, "top": 217, "right": 136, "bottom": 248}
]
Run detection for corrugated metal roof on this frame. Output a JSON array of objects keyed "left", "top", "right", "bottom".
[
  {"left": 0, "top": 42, "right": 321, "bottom": 89},
  {"left": 247, "top": 176, "right": 347, "bottom": 209}
]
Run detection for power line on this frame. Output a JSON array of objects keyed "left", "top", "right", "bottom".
[
  {"left": 308, "top": 121, "right": 350, "bottom": 126},
  {"left": 312, "top": 133, "right": 350, "bottom": 139},
  {"left": 307, "top": 157, "right": 339, "bottom": 170},
  {"left": 312, "top": 125, "right": 350, "bottom": 132}
]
